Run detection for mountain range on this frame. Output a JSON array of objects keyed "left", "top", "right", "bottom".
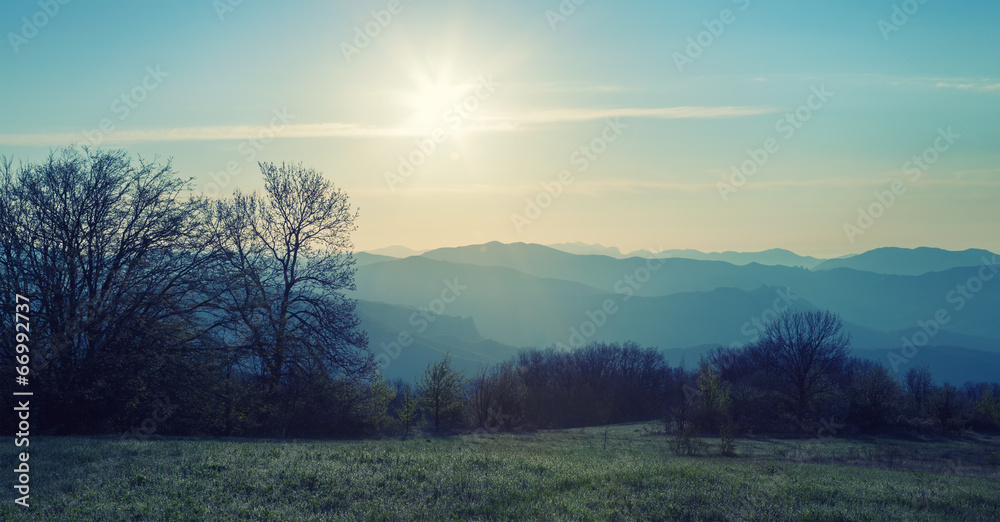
[{"left": 353, "top": 243, "right": 999, "bottom": 384}]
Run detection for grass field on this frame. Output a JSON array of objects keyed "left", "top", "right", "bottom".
[{"left": 3, "top": 424, "right": 998, "bottom": 521}]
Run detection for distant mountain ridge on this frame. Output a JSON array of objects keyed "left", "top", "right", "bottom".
[
  {"left": 353, "top": 242, "right": 999, "bottom": 382},
  {"left": 365, "top": 242, "right": 997, "bottom": 276},
  {"left": 813, "top": 247, "right": 997, "bottom": 275},
  {"left": 545, "top": 242, "right": 824, "bottom": 267},
  {"left": 364, "top": 245, "right": 427, "bottom": 258}
]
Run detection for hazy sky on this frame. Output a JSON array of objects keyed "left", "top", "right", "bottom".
[{"left": 1, "top": 0, "right": 997, "bottom": 257}]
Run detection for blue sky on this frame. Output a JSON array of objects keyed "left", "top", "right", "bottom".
[{"left": 1, "top": 0, "right": 997, "bottom": 256}]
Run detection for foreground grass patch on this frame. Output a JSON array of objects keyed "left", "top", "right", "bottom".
[{"left": 2, "top": 426, "right": 998, "bottom": 520}]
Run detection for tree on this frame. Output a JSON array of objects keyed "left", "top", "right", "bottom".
[
  {"left": 694, "top": 357, "right": 734, "bottom": 454},
  {"left": 930, "top": 382, "right": 970, "bottom": 432},
  {"left": 470, "top": 362, "right": 525, "bottom": 431},
  {"left": 903, "top": 366, "right": 934, "bottom": 416},
  {"left": 846, "top": 359, "right": 903, "bottom": 432},
  {"left": 972, "top": 385, "right": 1000, "bottom": 431},
  {"left": 0, "top": 148, "right": 214, "bottom": 433},
  {"left": 397, "top": 383, "right": 419, "bottom": 438},
  {"left": 693, "top": 357, "right": 732, "bottom": 433},
  {"left": 417, "top": 353, "right": 467, "bottom": 430},
  {"left": 209, "top": 161, "right": 371, "bottom": 434},
  {"left": 745, "top": 310, "right": 851, "bottom": 420}
]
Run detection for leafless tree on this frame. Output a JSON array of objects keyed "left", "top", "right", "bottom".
[
  {"left": 745, "top": 310, "right": 851, "bottom": 419},
  {"left": 0, "top": 148, "right": 215, "bottom": 431},
  {"left": 208, "top": 162, "right": 372, "bottom": 430},
  {"left": 470, "top": 361, "right": 525, "bottom": 430},
  {"left": 904, "top": 366, "right": 934, "bottom": 415}
]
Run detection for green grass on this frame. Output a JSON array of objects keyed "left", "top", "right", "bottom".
[{"left": 3, "top": 424, "right": 998, "bottom": 520}]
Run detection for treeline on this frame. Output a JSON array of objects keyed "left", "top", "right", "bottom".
[
  {"left": 1, "top": 148, "right": 377, "bottom": 438},
  {"left": 1, "top": 148, "right": 997, "bottom": 440},
  {"left": 390, "top": 335, "right": 999, "bottom": 439}
]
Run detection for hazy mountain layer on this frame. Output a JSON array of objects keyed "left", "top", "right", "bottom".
[
  {"left": 813, "top": 247, "right": 996, "bottom": 275},
  {"left": 355, "top": 243, "right": 999, "bottom": 382}
]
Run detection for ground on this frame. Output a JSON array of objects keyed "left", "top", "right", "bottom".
[{"left": 2, "top": 424, "right": 998, "bottom": 520}]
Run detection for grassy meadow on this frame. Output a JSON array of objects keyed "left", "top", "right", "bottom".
[{"left": 3, "top": 424, "right": 998, "bottom": 521}]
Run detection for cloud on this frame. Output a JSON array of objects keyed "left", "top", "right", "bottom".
[
  {"left": 933, "top": 81, "right": 1000, "bottom": 91},
  {"left": 886, "top": 76, "right": 1000, "bottom": 92},
  {"left": 500, "top": 81, "right": 637, "bottom": 93},
  {"left": 0, "top": 123, "right": 431, "bottom": 146},
  {"left": 0, "top": 105, "right": 778, "bottom": 146},
  {"left": 483, "top": 106, "right": 780, "bottom": 126}
]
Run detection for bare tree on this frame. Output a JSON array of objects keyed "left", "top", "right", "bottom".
[
  {"left": 0, "top": 148, "right": 214, "bottom": 431},
  {"left": 470, "top": 361, "right": 525, "bottom": 430},
  {"left": 846, "top": 358, "right": 903, "bottom": 431},
  {"left": 904, "top": 366, "right": 934, "bottom": 415},
  {"left": 745, "top": 310, "right": 851, "bottom": 419},
  {"left": 209, "top": 162, "right": 371, "bottom": 432}
]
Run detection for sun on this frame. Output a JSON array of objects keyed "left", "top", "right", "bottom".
[{"left": 402, "top": 80, "right": 472, "bottom": 130}]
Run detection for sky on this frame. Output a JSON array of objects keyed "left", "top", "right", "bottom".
[{"left": 1, "top": 0, "right": 997, "bottom": 258}]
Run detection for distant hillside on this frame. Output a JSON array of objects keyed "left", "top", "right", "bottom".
[
  {"left": 363, "top": 245, "right": 426, "bottom": 258},
  {"left": 547, "top": 243, "right": 825, "bottom": 267},
  {"left": 851, "top": 346, "right": 1000, "bottom": 385},
  {"left": 355, "top": 260, "right": 999, "bottom": 349},
  {"left": 355, "top": 252, "right": 396, "bottom": 267},
  {"left": 356, "top": 300, "right": 519, "bottom": 381},
  {"left": 813, "top": 247, "right": 997, "bottom": 275},
  {"left": 547, "top": 242, "right": 625, "bottom": 258},
  {"left": 422, "top": 242, "right": 811, "bottom": 295},
  {"left": 655, "top": 248, "right": 824, "bottom": 268},
  {"left": 354, "top": 242, "right": 999, "bottom": 381}
]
